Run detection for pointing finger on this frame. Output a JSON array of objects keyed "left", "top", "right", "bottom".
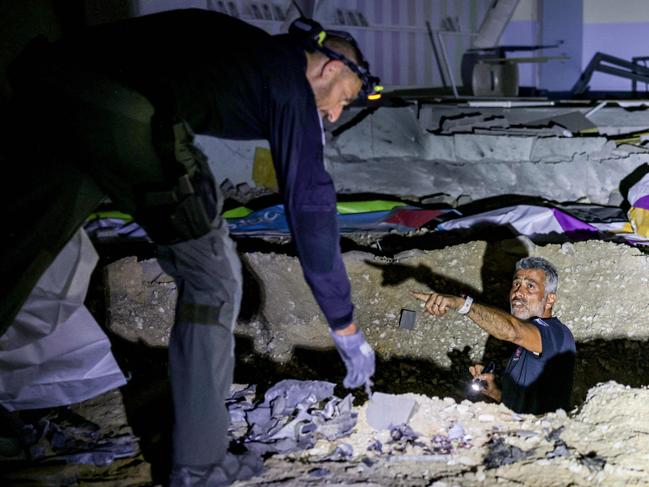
[{"left": 410, "top": 291, "right": 432, "bottom": 301}]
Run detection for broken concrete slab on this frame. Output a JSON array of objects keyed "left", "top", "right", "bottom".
[
  {"left": 450, "top": 133, "right": 537, "bottom": 162},
  {"left": 420, "top": 104, "right": 649, "bottom": 136},
  {"left": 329, "top": 106, "right": 428, "bottom": 161},
  {"left": 327, "top": 107, "right": 649, "bottom": 204},
  {"left": 251, "top": 381, "right": 649, "bottom": 487},
  {"left": 197, "top": 104, "right": 649, "bottom": 206},
  {"left": 327, "top": 147, "right": 649, "bottom": 205},
  {"left": 523, "top": 111, "right": 598, "bottom": 133}
]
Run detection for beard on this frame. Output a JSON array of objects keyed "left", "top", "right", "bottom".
[{"left": 510, "top": 298, "right": 546, "bottom": 320}]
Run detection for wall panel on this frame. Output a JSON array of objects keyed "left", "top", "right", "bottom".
[{"left": 128, "top": 0, "right": 494, "bottom": 88}]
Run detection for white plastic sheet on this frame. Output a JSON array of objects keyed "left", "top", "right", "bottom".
[{"left": 0, "top": 229, "right": 126, "bottom": 411}]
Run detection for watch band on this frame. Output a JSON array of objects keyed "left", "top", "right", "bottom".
[{"left": 457, "top": 295, "right": 473, "bottom": 315}]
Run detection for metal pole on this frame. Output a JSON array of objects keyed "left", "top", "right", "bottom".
[
  {"left": 436, "top": 30, "right": 459, "bottom": 98},
  {"left": 426, "top": 21, "right": 448, "bottom": 88}
]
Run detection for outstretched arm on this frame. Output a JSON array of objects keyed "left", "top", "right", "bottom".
[
  {"left": 411, "top": 291, "right": 542, "bottom": 353},
  {"left": 267, "top": 77, "right": 374, "bottom": 390},
  {"left": 268, "top": 81, "right": 354, "bottom": 330}
]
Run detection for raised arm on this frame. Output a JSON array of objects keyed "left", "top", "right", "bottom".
[{"left": 411, "top": 291, "right": 542, "bottom": 353}]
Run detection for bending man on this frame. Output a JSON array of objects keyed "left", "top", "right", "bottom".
[{"left": 1, "top": 9, "right": 376, "bottom": 485}]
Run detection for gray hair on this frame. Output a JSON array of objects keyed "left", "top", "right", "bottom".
[{"left": 515, "top": 257, "right": 558, "bottom": 295}]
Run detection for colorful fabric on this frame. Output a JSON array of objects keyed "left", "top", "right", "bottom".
[
  {"left": 627, "top": 173, "right": 649, "bottom": 238},
  {"left": 438, "top": 205, "right": 599, "bottom": 237},
  {"left": 85, "top": 201, "right": 649, "bottom": 245},
  {"left": 227, "top": 205, "right": 457, "bottom": 236}
]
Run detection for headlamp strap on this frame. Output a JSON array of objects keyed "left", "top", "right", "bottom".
[{"left": 288, "top": 17, "right": 383, "bottom": 100}]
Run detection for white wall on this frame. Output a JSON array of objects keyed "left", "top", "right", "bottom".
[
  {"left": 91, "top": 0, "right": 649, "bottom": 93},
  {"left": 582, "top": 0, "right": 649, "bottom": 92},
  {"left": 583, "top": 0, "right": 649, "bottom": 24},
  {"left": 311, "top": 0, "right": 489, "bottom": 89},
  {"left": 130, "top": 0, "right": 490, "bottom": 89},
  {"left": 501, "top": 0, "right": 539, "bottom": 88}
]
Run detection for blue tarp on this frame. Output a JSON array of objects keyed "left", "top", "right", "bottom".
[{"left": 227, "top": 205, "right": 457, "bottom": 236}]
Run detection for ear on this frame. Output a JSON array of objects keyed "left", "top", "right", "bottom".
[
  {"left": 545, "top": 292, "right": 556, "bottom": 309},
  {"left": 321, "top": 59, "right": 345, "bottom": 79}
]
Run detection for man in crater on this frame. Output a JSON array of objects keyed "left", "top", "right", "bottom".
[{"left": 412, "top": 256, "right": 575, "bottom": 414}]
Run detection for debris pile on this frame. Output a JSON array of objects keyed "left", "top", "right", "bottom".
[
  {"left": 227, "top": 380, "right": 356, "bottom": 456},
  {"left": 240, "top": 381, "right": 649, "bottom": 486},
  {"left": 1, "top": 390, "right": 151, "bottom": 486}
]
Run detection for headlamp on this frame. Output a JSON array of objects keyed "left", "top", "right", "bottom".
[{"left": 289, "top": 17, "right": 383, "bottom": 101}]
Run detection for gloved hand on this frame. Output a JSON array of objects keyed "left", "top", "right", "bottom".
[{"left": 330, "top": 327, "right": 375, "bottom": 390}]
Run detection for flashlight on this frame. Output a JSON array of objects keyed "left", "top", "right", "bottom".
[{"left": 470, "top": 361, "right": 495, "bottom": 393}]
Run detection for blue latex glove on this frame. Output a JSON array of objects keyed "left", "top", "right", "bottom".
[{"left": 330, "top": 328, "right": 375, "bottom": 390}]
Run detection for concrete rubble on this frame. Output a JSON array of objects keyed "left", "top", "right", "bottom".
[
  {"left": 35, "top": 99, "right": 649, "bottom": 486},
  {"left": 97, "top": 238, "right": 649, "bottom": 486},
  {"left": 1, "top": 390, "right": 152, "bottom": 486},
  {"left": 238, "top": 381, "right": 649, "bottom": 486},
  {"left": 104, "top": 256, "right": 176, "bottom": 347}
]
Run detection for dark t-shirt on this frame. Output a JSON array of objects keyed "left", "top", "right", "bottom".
[
  {"left": 30, "top": 9, "right": 353, "bottom": 329},
  {"left": 501, "top": 317, "right": 576, "bottom": 414}
]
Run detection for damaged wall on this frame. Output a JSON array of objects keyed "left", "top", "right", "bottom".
[
  {"left": 327, "top": 106, "right": 649, "bottom": 205},
  {"left": 199, "top": 105, "right": 649, "bottom": 206}
]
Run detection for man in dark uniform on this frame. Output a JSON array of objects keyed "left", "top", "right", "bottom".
[
  {"left": 0, "top": 9, "right": 377, "bottom": 485},
  {"left": 412, "top": 256, "right": 575, "bottom": 415}
]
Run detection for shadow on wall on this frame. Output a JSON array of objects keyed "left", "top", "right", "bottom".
[{"left": 363, "top": 223, "right": 532, "bottom": 298}]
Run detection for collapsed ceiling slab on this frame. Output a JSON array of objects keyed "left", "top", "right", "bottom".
[
  {"left": 199, "top": 104, "right": 649, "bottom": 206},
  {"left": 328, "top": 106, "right": 649, "bottom": 205}
]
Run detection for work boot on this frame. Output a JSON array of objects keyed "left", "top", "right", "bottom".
[{"left": 169, "top": 451, "right": 263, "bottom": 487}]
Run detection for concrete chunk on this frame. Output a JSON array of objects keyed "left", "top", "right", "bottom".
[
  {"left": 366, "top": 392, "right": 417, "bottom": 431},
  {"left": 399, "top": 309, "right": 417, "bottom": 330}
]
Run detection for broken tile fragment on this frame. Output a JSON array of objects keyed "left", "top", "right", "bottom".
[{"left": 365, "top": 392, "right": 417, "bottom": 431}]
